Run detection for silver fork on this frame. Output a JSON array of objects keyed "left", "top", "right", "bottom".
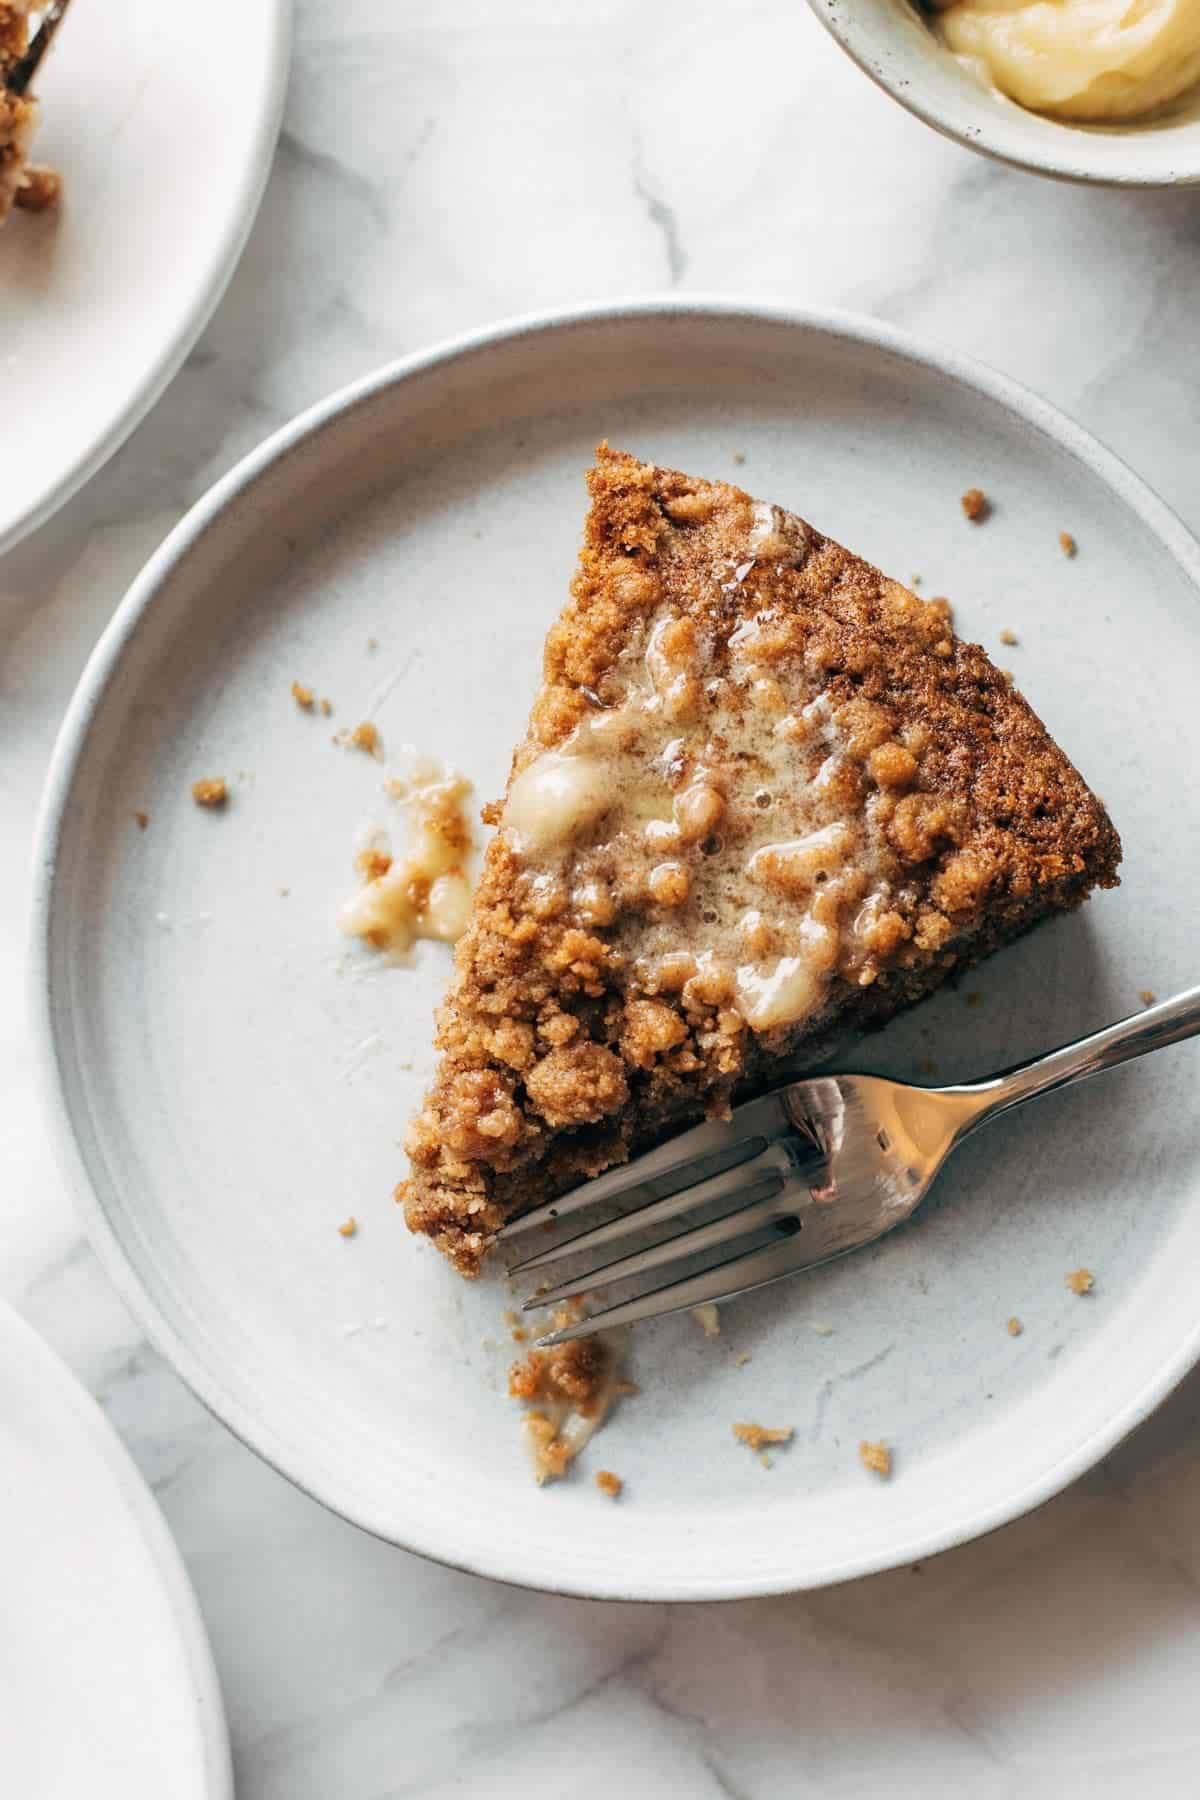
[
  {"left": 5, "top": 1, "right": 72, "bottom": 98},
  {"left": 502, "top": 986, "right": 1200, "bottom": 1345}
]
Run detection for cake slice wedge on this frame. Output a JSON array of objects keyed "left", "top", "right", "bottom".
[{"left": 400, "top": 445, "right": 1120, "bottom": 1275}]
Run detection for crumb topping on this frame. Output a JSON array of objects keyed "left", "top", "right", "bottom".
[
  {"left": 401, "top": 446, "right": 1121, "bottom": 1276},
  {"left": 191, "top": 778, "right": 228, "bottom": 809},
  {"left": 509, "top": 1322, "right": 625, "bottom": 1483},
  {"left": 860, "top": 1439, "right": 892, "bottom": 1477},
  {"left": 733, "top": 1421, "right": 793, "bottom": 1454}
]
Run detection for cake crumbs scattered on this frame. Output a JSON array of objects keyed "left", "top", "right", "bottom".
[
  {"left": 1059, "top": 531, "right": 1077, "bottom": 558},
  {"left": 1140, "top": 990, "right": 1157, "bottom": 1006},
  {"left": 345, "top": 720, "right": 382, "bottom": 757},
  {"left": 809, "top": 1321, "right": 834, "bottom": 1337},
  {"left": 1066, "top": 1267, "right": 1095, "bottom": 1295},
  {"left": 191, "top": 778, "right": 228, "bottom": 809},
  {"left": 291, "top": 680, "right": 315, "bottom": 710},
  {"left": 732, "top": 452, "right": 746, "bottom": 465},
  {"left": 910, "top": 573, "right": 922, "bottom": 588},
  {"left": 509, "top": 1325, "right": 626, "bottom": 1484},
  {"left": 692, "top": 1303, "right": 721, "bottom": 1338},
  {"left": 338, "top": 1217, "right": 358, "bottom": 1238},
  {"left": 999, "top": 629, "right": 1019, "bottom": 647},
  {"left": 859, "top": 1439, "right": 892, "bottom": 1477},
  {"left": 320, "top": 698, "right": 333, "bottom": 716},
  {"left": 133, "top": 810, "right": 149, "bottom": 831},
  {"left": 1006, "top": 1316, "right": 1023, "bottom": 1337},
  {"left": 961, "top": 487, "right": 989, "bottom": 523},
  {"left": 367, "top": 637, "right": 379, "bottom": 651},
  {"left": 595, "top": 1470, "right": 623, "bottom": 1499},
  {"left": 733, "top": 1422, "right": 793, "bottom": 1465},
  {"left": 734, "top": 1351, "right": 753, "bottom": 1368}
]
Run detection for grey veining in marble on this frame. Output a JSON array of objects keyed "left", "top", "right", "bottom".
[{"left": 4, "top": 2, "right": 1200, "bottom": 1794}]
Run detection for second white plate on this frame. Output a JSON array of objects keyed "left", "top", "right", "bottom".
[
  {"left": 0, "top": 0, "right": 291, "bottom": 553},
  {"left": 0, "top": 1301, "right": 229, "bottom": 1798},
  {"left": 34, "top": 301, "right": 1200, "bottom": 1599}
]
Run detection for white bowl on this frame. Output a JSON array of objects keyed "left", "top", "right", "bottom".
[{"left": 807, "top": 0, "right": 1200, "bottom": 186}]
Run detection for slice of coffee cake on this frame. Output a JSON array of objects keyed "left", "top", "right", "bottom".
[{"left": 400, "top": 445, "right": 1120, "bottom": 1275}]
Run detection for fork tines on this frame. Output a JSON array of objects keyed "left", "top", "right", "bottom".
[{"left": 6, "top": 1, "right": 72, "bottom": 98}]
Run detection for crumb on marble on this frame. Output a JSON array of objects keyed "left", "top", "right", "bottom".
[
  {"left": 1140, "top": 989, "right": 1157, "bottom": 1006},
  {"left": 595, "top": 1469, "right": 623, "bottom": 1499},
  {"left": 999, "top": 629, "right": 1018, "bottom": 647},
  {"left": 338, "top": 1217, "right": 358, "bottom": 1238},
  {"left": 732, "top": 452, "right": 745, "bottom": 465},
  {"left": 367, "top": 637, "right": 379, "bottom": 651},
  {"left": 734, "top": 1351, "right": 752, "bottom": 1368},
  {"left": 1007, "top": 1316, "right": 1023, "bottom": 1337},
  {"left": 320, "top": 697, "right": 333, "bottom": 716},
  {"left": 961, "top": 487, "right": 989, "bottom": 523},
  {"left": 292, "top": 680, "right": 315, "bottom": 710},
  {"left": 1066, "top": 1267, "right": 1095, "bottom": 1296},
  {"left": 191, "top": 778, "right": 228, "bottom": 809},
  {"left": 859, "top": 1439, "right": 892, "bottom": 1477},
  {"left": 1059, "top": 531, "right": 1077, "bottom": 558},
  {"left": 692, "top": 1303, "right": 721, "bottom": 1339},
  {"left": 133, "top": 810, "right": 149, "bottom": 831}
]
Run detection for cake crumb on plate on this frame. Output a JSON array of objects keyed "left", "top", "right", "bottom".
[
  {"left": 1007, "top": 1316, "right": 1023, "bottom": 1337},
  {"left": 1140, "top": 989, "right": 1157, "bottom": 1006},
  {"left": 133, "top": 811, "right": 149, "bottom": 831},
  {"left": 338, "top": 1217, "right": 358, "bottom": 1238},
  {"left": 292, "top": 680, "right": 315, "bottom": 709},
  {"left": 961, "top": 486, "right": 989, "bottom": 522},
  {"left": 733, "top": 1422, "right": 792, "bottom": 1458},
  {"left": 692, "top": 1303, "right": 721, "bottom": 1338},
  {"left": 860, "top": 1439, "right": 892, "bottom": 1477},
  {"left": 1059, "top": 531, "right": 1077, "bottom": 558},
  {"left": 191, "top": 778, "right": 228, "bottom": 809},
  {"left": 595, "top": 1470, "right": 623, "bottom": 1499},
  {"left": 1067, "top": 1267, "right": 1095, "bottom": 1295},
  {"left": 999, "top": 629, "right": 1018, "bottom": 647}
]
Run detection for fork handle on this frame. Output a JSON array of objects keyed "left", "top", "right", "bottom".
[{"left": 956, "top": 984, "right": 1200, "bottom": 1127}]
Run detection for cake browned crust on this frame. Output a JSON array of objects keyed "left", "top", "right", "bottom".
[{"left": 400, "top": 445, "right": 1120, "bottom": 1275}]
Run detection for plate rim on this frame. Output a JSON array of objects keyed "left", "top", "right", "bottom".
[
  {"left": 30, "top": 296, "right": 1200, "bottom": 1600},
  {"left": 0, "top": 1299, "right": 232, "bottom": 1796},
  {"left": 0, "top": 0, "right": 294, "bottom": 556}
]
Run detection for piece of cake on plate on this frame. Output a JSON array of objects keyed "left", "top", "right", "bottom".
[{"left": 400, "top": 445, "right": 1121, "bottom": 1276}]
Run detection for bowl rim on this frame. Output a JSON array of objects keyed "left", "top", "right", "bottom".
[
  {"left": 29, "top": 295, "right": 1200, "bottom": 1600},
  {"left": 805, "top": 0, "right": 1200, "bottom": 189}
]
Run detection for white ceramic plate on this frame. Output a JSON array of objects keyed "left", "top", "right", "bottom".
[
  {"left": 0, "top": 0, "right": 291, "bottom": 554},
  {"left": 33, "top": 301, "right": 1200, "bottom": 1601},
  {"left": 0, "top": 1300, "right": 230, "bottom": 1795}
]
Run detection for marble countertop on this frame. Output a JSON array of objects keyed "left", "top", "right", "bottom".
[{"left": 5, "top": 2, "right": 1200, "bottom": 1794}]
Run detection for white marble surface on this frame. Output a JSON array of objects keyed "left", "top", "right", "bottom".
[{"left": 5, "top": 2, "right": 1200, "bottom": 1794}]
